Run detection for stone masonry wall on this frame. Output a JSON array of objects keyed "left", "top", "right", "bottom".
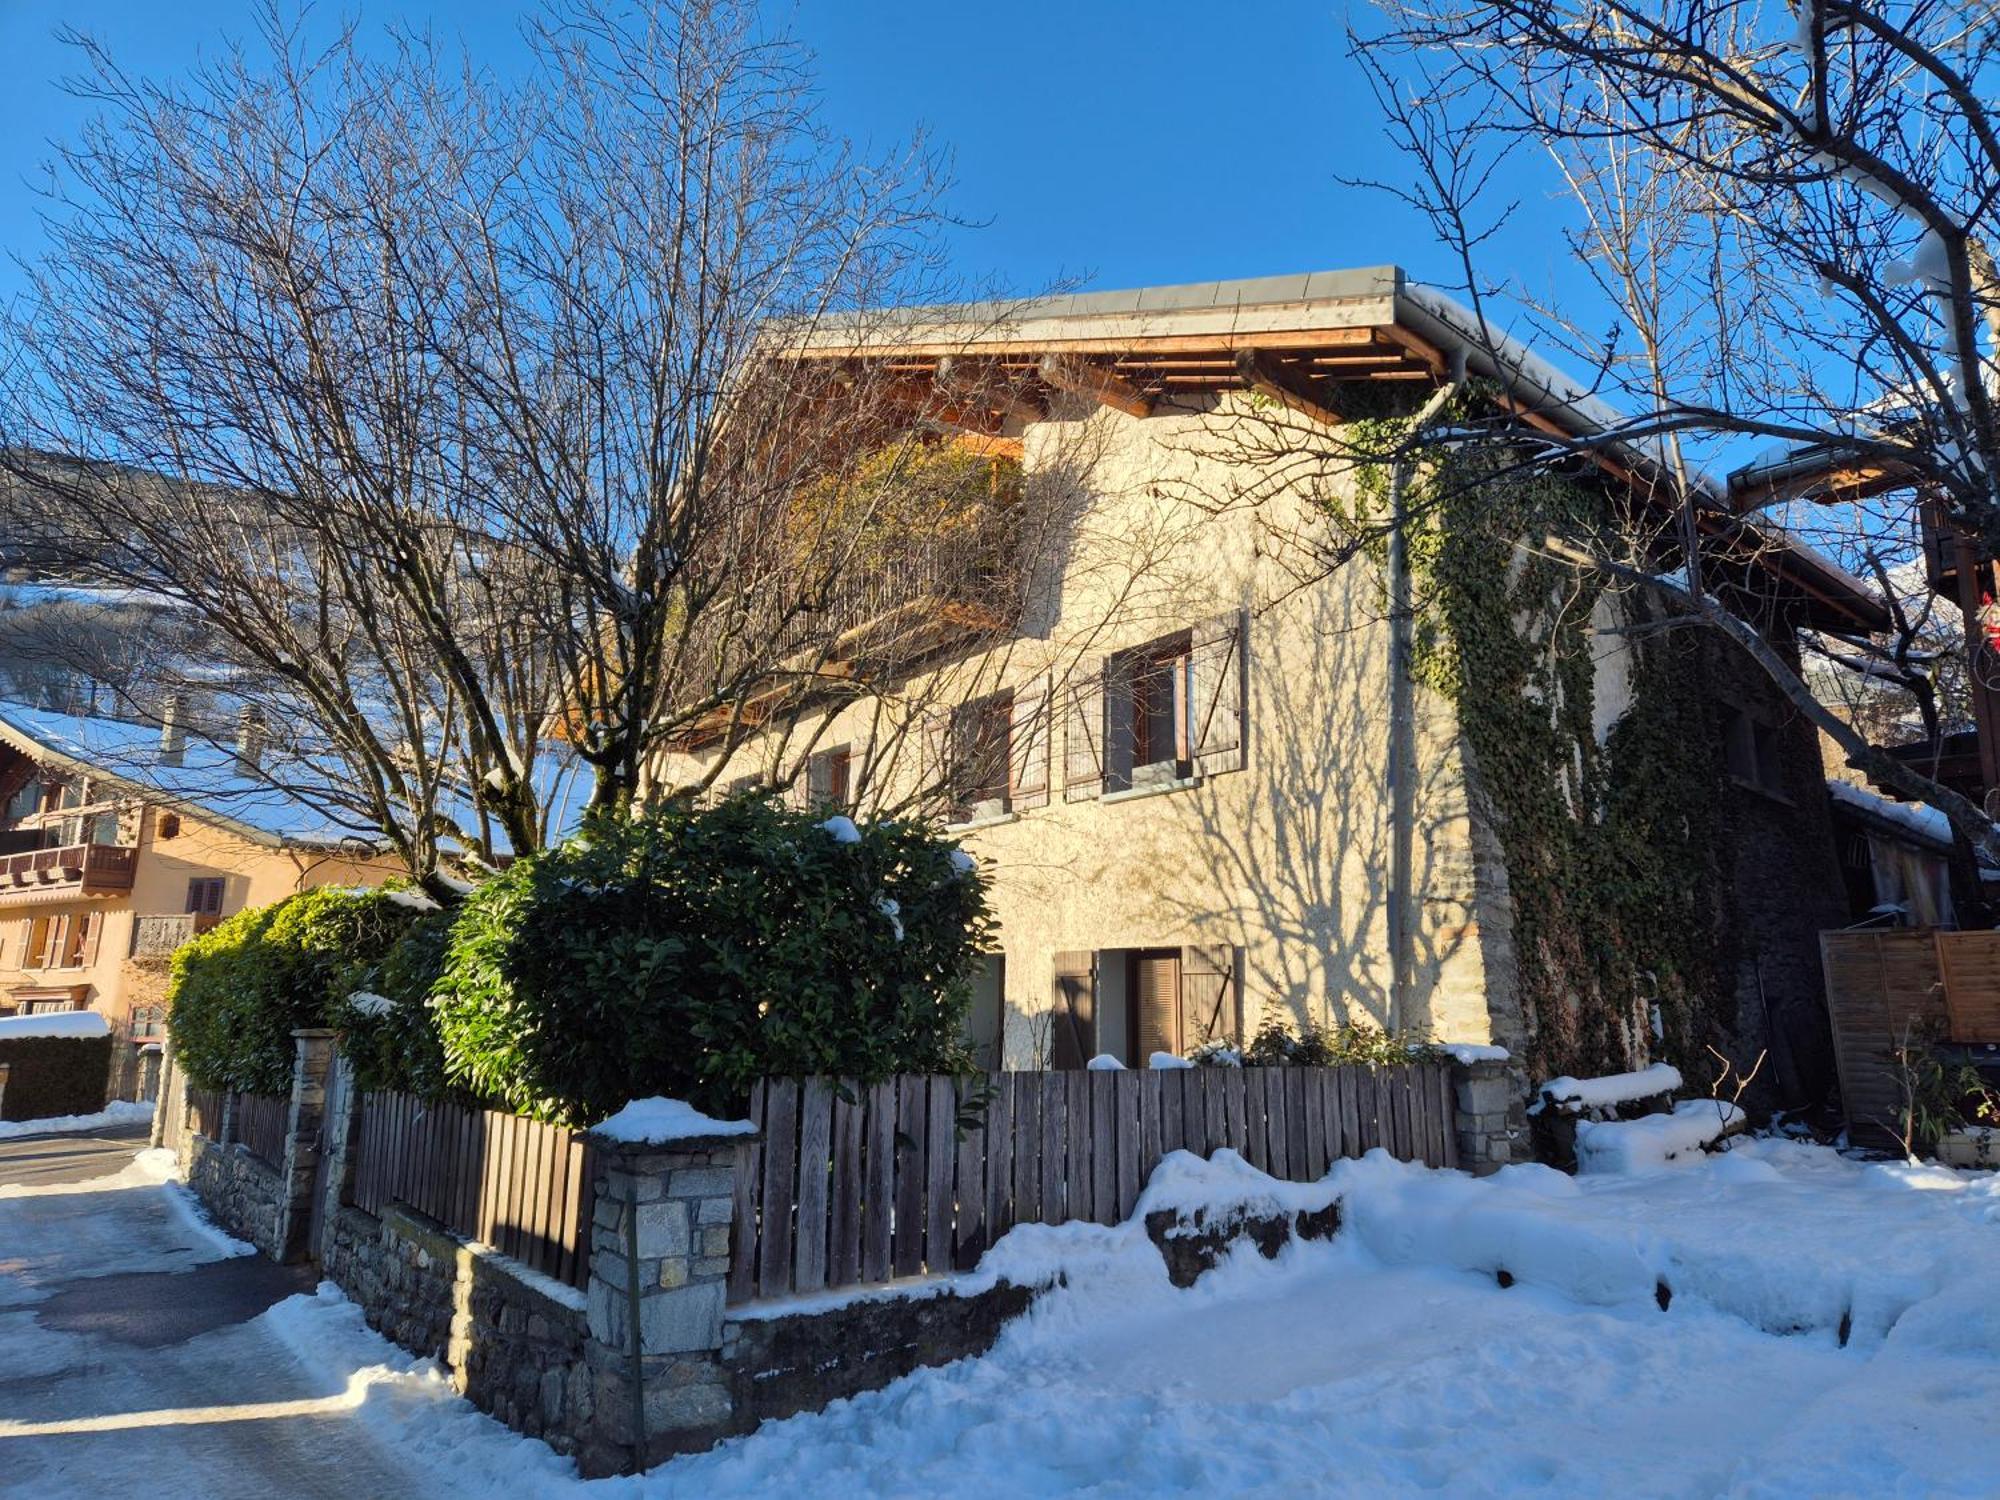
[
  {"left": 181, "top": 1134, "right": 286, "bottom": 1258},
  {"left": 323, "top": 1200, "right": 595, "bottom": 1455}
]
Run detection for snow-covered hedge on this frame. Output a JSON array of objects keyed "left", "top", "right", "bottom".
[
  {"left": 0, "top": 1029, "right": 113, "bottom": 1122},
  {"left": 432, "top": 801, "right": 995, "bottom": 1126}
]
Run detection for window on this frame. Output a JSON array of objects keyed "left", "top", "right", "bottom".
[
  {"left": 131, "top": 1003, "right": 167, "bottom": 1040},
  {"left": 3, "top": 780, "right": 40, "bottom": 824},
  {"left": 22, "top": 916, "right": 56, "bottom": 969},
  {"left": 156, "top": 812, "right": 182, "bottom": 841},
  {"left": 963, "top": 953, "right": 1005, "bottom": 1070},
  {"left": 1063, "top": 613, "right": 1245, "bottom": 802},
  {"left": 950, "top": 692, "right": 1014, "bottom": 821},
  {"left": 186, "top": 877, "right": 226, "bottom": 924},
  {"left": 1723, "top": 707, "right": 1786, "bottom": 798},
  {"left": 88, "top": 812, "right": 120, "bottom": 846},
  {"left": 805, "top": 746, "right": 852, "bottom": 810},
  {"left": 57, "top": 913, "right": 100, "bottom": 969}
]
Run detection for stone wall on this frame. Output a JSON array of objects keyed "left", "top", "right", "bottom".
[
  {"left": 180, "top": 1133, "right": 286, "bottom": 1258},
  {"left": 721, "top": 1281, "right": 1036, "bottom": 1430},
  {"left": 1451, "top": 1056, "right": 1529, "bottom": 1175},
  {"left": 323, "top": 1200, "right": 595, "bottom": 1455}
]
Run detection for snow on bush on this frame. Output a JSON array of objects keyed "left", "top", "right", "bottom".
[{"left": 0, "top": 1011, "right": 109, "bottom": 1039}]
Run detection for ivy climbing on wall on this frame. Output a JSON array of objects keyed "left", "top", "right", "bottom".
[{"left": 1327, "top": 393, "right": 1735, "bottom": 1084}]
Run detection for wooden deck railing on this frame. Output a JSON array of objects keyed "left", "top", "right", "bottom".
[
  {"left": 729, "top": 1062, "right": 1458, "bottom": 1306},
  {"left": 0, "top": 841, "right": 137, "bottom": 896}
]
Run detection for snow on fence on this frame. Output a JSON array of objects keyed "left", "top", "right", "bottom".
[
  {"left": 350, "top": 1090, "right": 598, "bottom": 1291},
  {"left": 231, "top": 1091, "right": 290, "bottom": 1168},
  {"left": 731, "top": 1063, "right": 1458, "bottom": 1306}
]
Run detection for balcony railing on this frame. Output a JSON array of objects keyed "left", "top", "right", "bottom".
[
  {"left": 130, "top": 912, "right": 204, "bottom": 961},
  {"left": 0, "top": 842, "right": 138, "bottom": 900}
]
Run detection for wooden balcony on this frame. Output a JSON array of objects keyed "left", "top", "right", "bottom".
[{"left": 0, "top": 842, "right": 138, "bottom": 902}]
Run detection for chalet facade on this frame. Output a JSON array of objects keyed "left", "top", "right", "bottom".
[
  {"left": 654, "top": 267, "right": 1884, "bottom": 1114},
  {"left": 0, "top": 701, "right": 399, "bottom": 1094}
]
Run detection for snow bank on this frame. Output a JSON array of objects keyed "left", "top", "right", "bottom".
[
  {"left": 1534, "top": 1061, "right": 1681, "bottom": 1114},
  {"left": 0, "top": 1099, "right": 154, "bottom": 1141},
  {"left": 591, "top": 1096, "right": 755, "bottom": 1144},
  {"left": 1575, "top": 1100, "right": 1745, "bottom": 1175},
  {"left": 0, "top": 1010, "right": 110, "bottom": 1039}
]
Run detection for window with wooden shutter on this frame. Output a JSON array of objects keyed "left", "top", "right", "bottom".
[
  {"left": 1191, "top": 610, "right": 1247, "bottom": 776},
  {"left": 24, "top": 917, "right": 53, "bottom": 969},
  {"left": 1062, "top": 658, "right": 1106, "bottom": 801},
  {"left": 1008, "top": 678, "right": 1050, "bottom": 811},
  {"left": 1132, "top": 949, "right": 1183, "bottom": 1063},
  {"left": 806, "top": 745, "right": 852, "bottom": 810},
  {"left": 1050, "top": 950, "right": 1096, "bottom": 1068},
  {"left": 950, "top": 693, "right": 1013, "bottom": 821},
  {"left": 186, "top": 877, "right": 226, "bottom": 927},
  {"left": 1180, "top": 945, "right": 1242, "bottom": 1046}
]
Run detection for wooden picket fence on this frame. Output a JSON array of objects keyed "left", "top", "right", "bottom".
[
  {"left": 729, "top": 1063, "right": 1458, "bottom": 1306},
  {"left": 231, "top": 1091, "right": 291, "bottom": 1168},
  {"left": 188, "top": 1087, "right": 224, "bottom": 1143},
  {"left": 351, "top": 1091, "right": 598, "bottom": 1290}
]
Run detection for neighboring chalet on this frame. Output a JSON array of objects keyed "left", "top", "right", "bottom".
[
  {"left": 0, "top": 699, "right": 398, "bottom": 1095},
  {"left": 657, "top": 267, "right": 1887, "bottom": 1120}
]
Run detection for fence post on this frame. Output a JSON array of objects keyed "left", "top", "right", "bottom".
[
  {"left": 1449, "top": 1055, "right": 1528, "bottom": 1175},
  {"left": 576, "top": 1121, "right": 757, "bottom": 1479},
  {"left": 274, "top": 1027, "right": 338, "bottom": 1263},
  {"left": 314, "top": 1046, "right": 361, "bottom": 1266},
  {"left": 0, "top": 1061, "right": 9, "bottom": 1122}
]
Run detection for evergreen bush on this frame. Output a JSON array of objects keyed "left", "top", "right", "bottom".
[{"left": 431, "top": 798, "right": 995, "bottom": 1126}]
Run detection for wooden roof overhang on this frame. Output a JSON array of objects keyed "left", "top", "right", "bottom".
[{"left": 771, "top": 276, "right": 1886, "bottom": 635}]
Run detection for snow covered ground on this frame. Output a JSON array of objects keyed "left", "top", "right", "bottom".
[
  {"left": 0, "top": 1098, "right": 156, "bottom": 1141},
  {"left": 8, "top": 1130, "right": 1999, "bottom": 1497}
]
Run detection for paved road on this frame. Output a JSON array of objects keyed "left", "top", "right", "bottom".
[{"left": 0, "top": 1125, "right": 438, "bottom": 1499}]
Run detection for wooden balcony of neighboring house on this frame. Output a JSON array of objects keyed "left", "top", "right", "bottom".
[
  {"left": 128, "top": 911, "right": 217, "bottom": 964},
  {"left": 0, "top": 841, "right": 139, "bottom": 904}
]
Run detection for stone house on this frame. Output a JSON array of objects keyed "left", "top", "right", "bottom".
[
  {"left": 0, "top": 699, "right": 400, "bottom": 1094},
  {"left": 655, "top": 267, "right": 1885, "bottom": 1111}
]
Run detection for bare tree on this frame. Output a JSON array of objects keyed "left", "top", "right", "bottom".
[
  {"left": 0, "top": 0, "right": 989, "bottom": 889},
  {"left": 1344, "top": 0, "right": 2000, "bottom": 863}
]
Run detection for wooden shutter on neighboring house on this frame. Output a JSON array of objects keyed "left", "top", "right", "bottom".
[
  {"left": 1191, "top": 610, "right": 1247, "bottom": 776},
  {"left": 1062, "top": 658, "right": 1106, "bottom": 801},
  {"left": 81, "top": 912, "right": 103, "bottom": 966},
  {"left": 1009, "top": 677, "right": 1051, "bottom": 811},
  {"left": 1180, "top": 945, "right": 1241, "bottom": 1046},
  {"left": 1050, "top": 950, "right": 1096, "bottom": 1069},
  {"left": 920, "top": 706, "right": 955, "bottom": 813},
  {"left": 1133, "top": 951, "right": 1183, "bottom": 1062}
]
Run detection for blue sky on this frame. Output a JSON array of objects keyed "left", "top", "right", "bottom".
[{"left": 0, "top": 1, "right": 1582, "bottom": 312}]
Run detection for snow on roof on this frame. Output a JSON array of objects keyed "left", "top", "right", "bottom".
[
  {"left": 591, "top": 1096, "right": 757, "bottom": 1145},
  {"left": 1827, "top": 777, "right": 1955, "bottom": 852},
  {"left": 0, "top": 1010, "right": 110, "bottom": 1039},
  {"left": 0, "top": 700, "right": 379, "bottom": 849}
]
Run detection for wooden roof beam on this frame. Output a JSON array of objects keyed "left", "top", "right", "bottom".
[
  {"left": 1038, "top": 355, "right": 1156, "bottom": 419},
  {"left": 1235, "top": 350, "right": 1346, "bottom": 427}
]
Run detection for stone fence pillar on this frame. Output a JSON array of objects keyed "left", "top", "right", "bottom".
[
  {"left": 274, "top": 1027, "right": 338, "bottom": 1263},
  {"left": 577, "top": 1125, "right": 756, "bottom": 1478},
  {"left": 1450, "top": 1056, "right": 1529, "bottom": 1174}
]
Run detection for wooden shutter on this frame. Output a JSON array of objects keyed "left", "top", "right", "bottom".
[
  {"left": 81, "top": 912, "right": 103, "bottom": 966},
  {"left": 1009, "top": 678, "right": 1051, "bottom": 811},
  {"left": 1191, "top": 610, "right": 1247, "bottom": 776},
  {"left": 1062, "top": 658, "right": 1106, "bottom": 801},
  {"left": 1180, "top": 944, "right": 1241, "bottom": 1045},
  {"left": 1133, "top": 951, "right": 1182, "bottom": 1062},
  {"left": 1050, "top": 950, "right": 1096, "bottom": 1069}
]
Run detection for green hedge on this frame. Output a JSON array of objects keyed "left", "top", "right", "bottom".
[
  {"left": 335, "top": 906, "right": 458, "bottom": 1098},
  {"left": 168, "top": 886, "right": 430, "bottom": 1094},
  {"left": 432, "top": 799, "right": 996, "bottom": 1126},
  {"left": 0, "top": 1034, "right": 112, "bottom": 1121}
]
